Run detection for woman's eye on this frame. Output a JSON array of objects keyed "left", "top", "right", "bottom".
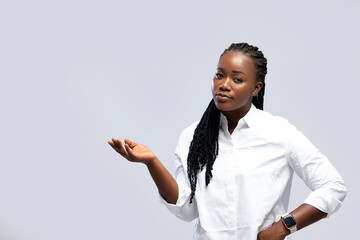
[
  {"left": 215, "top": 73, "right": 224, "bottom": 79},
  {"left": 234, "top": 78, "right": 244, "bottom": 83}
]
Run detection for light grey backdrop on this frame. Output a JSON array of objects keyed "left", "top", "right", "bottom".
[{"left": 0, "top": 0, "right": 359, "bottom": 239}]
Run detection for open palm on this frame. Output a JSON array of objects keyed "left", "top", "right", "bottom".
[{"left": 108, "top": 138, "right": 156, "bottom": 164}]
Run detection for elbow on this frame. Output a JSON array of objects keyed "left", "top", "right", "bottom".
[
  {"left": 322, "top": 175, "right": 348, "bottom": 203},
  {"left": 181, "top": 216, "right": 198, "bottom": 222},
  {"left": 328, "top": 178, "right": 348, "bottom": 215},
  {"left": 174, "top": 200, "right": 199, "bottom": 222},
  {"left": 332, "top": 176, "right": 348, "bottom": 203},
  {"left": 305, "top": 178, "right": 348, "bottom": 217},
  {"left": 176, "top": 210, "right": 198, "bottom": 222},
  {"left": 339, "top": 181, "right": 348, "bottom": 202}
]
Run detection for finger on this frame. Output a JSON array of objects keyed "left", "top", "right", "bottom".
[
  {"left": 110, "top": 139, "right": 131, "bottom": 159},
  {"left": 108, "top": 140, "right": 120, "bottom": 151},
  {"left": 108, "top": 141, "right": 118, "bottom": 151},
  {"left": 108, "top": 139, "right": 119, "bottom": 147},
  {"left": 112, "top": 138, "right": 125, "bottom": 150},
  {"left": 125, "top": 143, "right": 136, "bottom": 160},
  {"left": 110, "top": 138, "right": 122, "bottom": 151},
  {"left": 112, "top": 138, "right": 121, "bottom": 144},
  {"left": 108, "top": 140, "right": 122, "bottom": 152},
  {"left": 124, "top": 139, "right": 137, "bottom": 148}
]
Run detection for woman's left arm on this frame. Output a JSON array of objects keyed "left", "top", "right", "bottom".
[
  {"left": 257, "top": 203, "right": 327, "bottom": 240},
  {"left": 258, "top": 121, "right": 347, "bottom": 240}
]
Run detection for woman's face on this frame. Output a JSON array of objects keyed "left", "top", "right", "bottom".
[{"left": 212, "top": 50, "right": 263, "bottom": 117}]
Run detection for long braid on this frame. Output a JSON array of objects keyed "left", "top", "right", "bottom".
[
  {"left": 187, "top": 100, "right": 220, "bottom": 203},
  {"left": 187, "top": 43, "right": 267, "bottom": 203}
]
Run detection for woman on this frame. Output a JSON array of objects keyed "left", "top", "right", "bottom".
[{"left": 108, "top": 43, "right": 347, "bottom": 240}]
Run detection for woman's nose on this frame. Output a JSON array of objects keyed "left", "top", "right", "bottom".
[{"left": 219, "top": 77, "right": 231, "bottom": 91}]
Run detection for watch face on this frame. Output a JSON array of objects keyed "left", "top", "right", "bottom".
[{"left": 283, "top": 215, "right": 296, "bottom": 227}]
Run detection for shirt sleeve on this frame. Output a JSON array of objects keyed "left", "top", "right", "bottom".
[
  {"left": 286, "top": 123, "right": 347, "bottom": 217},
  {"left": 159, "top": 129, "right": 199, "bottom": 222}
]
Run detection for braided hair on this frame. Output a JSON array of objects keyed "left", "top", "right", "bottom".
[{"left": 187, "top": 43, "right": 268, "bottom": 203}]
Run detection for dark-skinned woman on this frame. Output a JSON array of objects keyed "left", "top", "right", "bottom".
[{"left": 108, "top": 43, "right": 347, "bottom": 240}]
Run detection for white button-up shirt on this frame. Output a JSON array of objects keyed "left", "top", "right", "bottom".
[{"left": 160, "top": 105, "right": 347, "bottom": 240}]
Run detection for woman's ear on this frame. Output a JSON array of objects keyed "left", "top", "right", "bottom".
[{"left": 252, "top": 82, "right": 264, "bottom": 96}]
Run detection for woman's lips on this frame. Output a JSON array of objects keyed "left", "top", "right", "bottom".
[{"left": 216, "top": 93, "right": 232, "bottom": 101}]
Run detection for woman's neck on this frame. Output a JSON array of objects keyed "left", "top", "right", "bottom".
[{"left": 222, "top": 105, "right": 251, "bottom": 135}]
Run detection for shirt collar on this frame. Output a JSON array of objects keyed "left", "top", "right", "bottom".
[
  {"left": 242, "top": 104, "right": 260, "bottom": 128},
  {"left": 219, "top": 104, "right": 260, "bottom": 131}
]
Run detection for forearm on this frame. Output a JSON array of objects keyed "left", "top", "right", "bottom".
[
  {"left": 146, "top": 157, "right": 179, "bottom": 204},
  {"left": 290, "top": 203, "right": 327, "bottom": 231},
  {"left": 258, "top": 203, "right": 327, "bottom": 240}
]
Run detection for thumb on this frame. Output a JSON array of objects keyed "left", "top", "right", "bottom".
[
  {"left": 124, "top": 139, "right": 137, "bottom": 149},
  {"left": 125, "top": 143, "right": 137, "bottom": 160}
]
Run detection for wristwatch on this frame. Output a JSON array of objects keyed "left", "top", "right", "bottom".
[{"left": 281, "top": 213, "right": 297, "bottom": 234}]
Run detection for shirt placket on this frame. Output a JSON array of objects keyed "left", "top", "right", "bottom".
[{"left": 227, "top": 136, "right": 238, "bottom": 239}]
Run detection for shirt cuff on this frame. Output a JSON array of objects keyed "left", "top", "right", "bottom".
[
  {"left": 159, "top": 183, "right": 191, "bottom": 210},
  {"left": 303, "top": 186, "right": 346, "bottom": 217},
  {"left": 158, "top": 184, "right": 197, "bottom": 222}
]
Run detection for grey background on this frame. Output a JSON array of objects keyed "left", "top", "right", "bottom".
[{"left": 0, "top": 0, "right": 359, "bottom": 239}]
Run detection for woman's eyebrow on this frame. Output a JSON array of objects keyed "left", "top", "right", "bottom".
[
  {"left": 217, "top": 67, "right": 246, "bottom": 75},
  {"left": 232, "top": 70, "right": 246, "bottom": 75}
]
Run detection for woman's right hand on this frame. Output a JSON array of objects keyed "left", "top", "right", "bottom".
[
  {"left": 108, "top": 138, "right": 179, "bottom": 204},
  {"left": 108, "top": 138, "right": 156, "bottom": 165}
]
